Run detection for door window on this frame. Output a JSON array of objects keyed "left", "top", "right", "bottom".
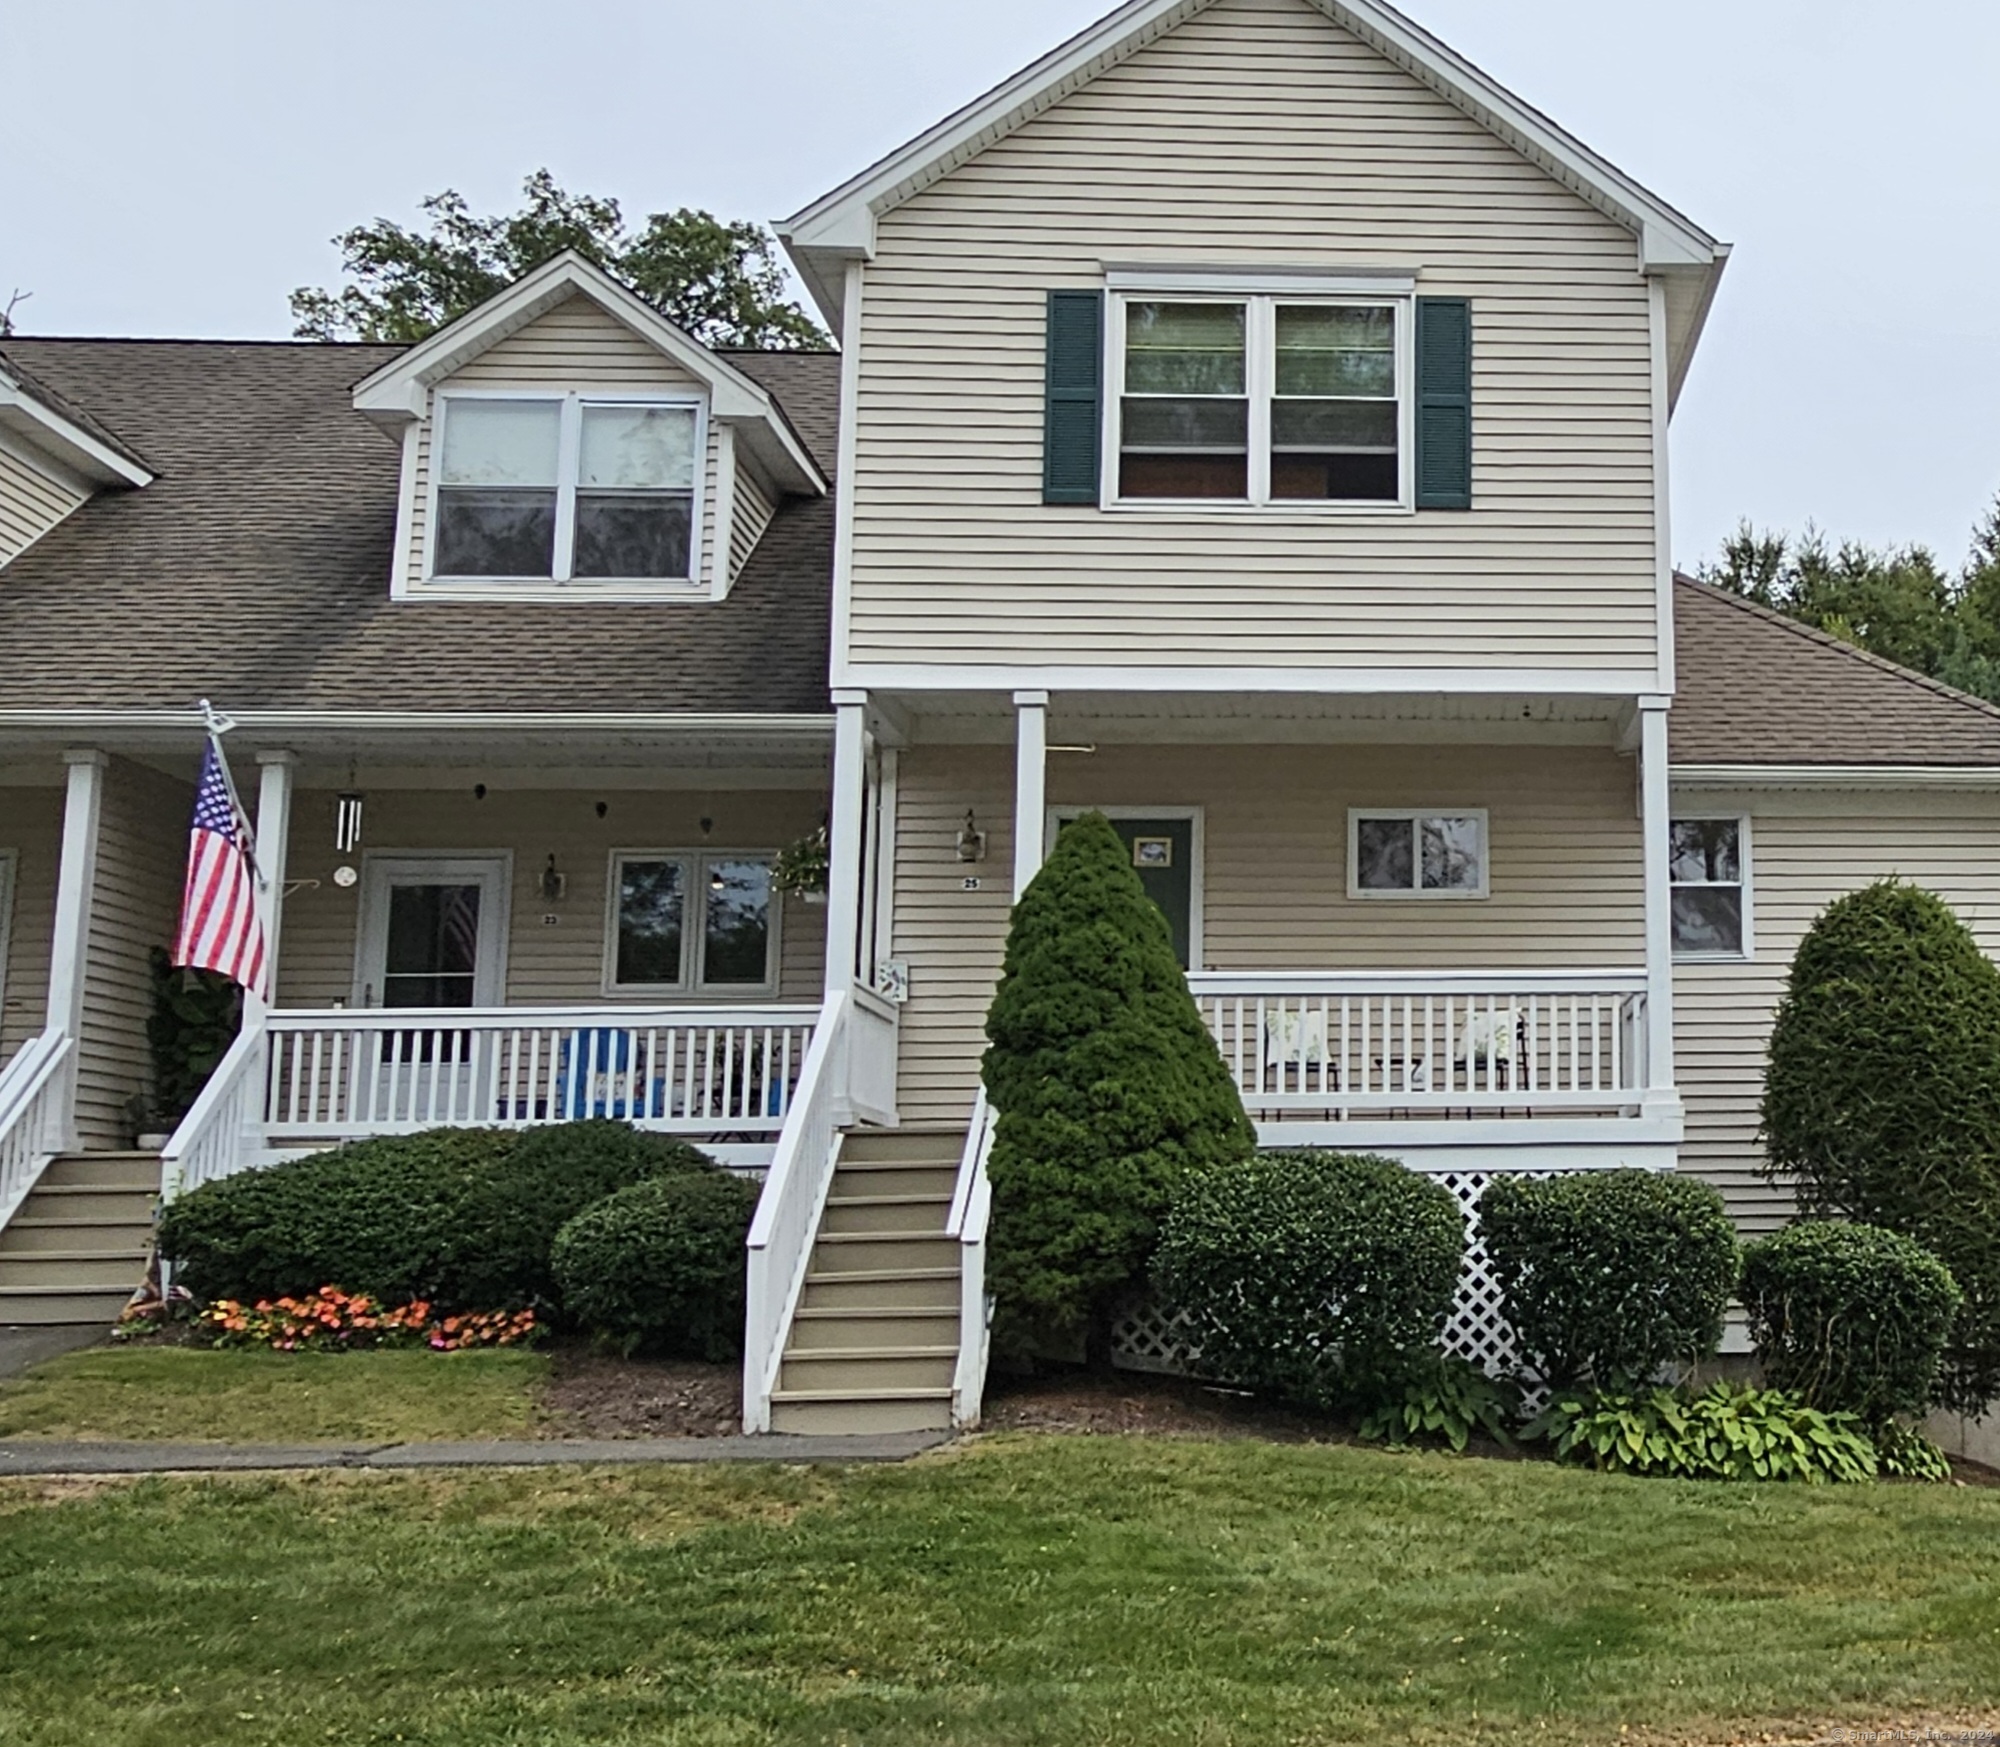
[
  {"left": 381, "top": 883, "right": 483, "bottom": 1008},
  {"left": 1056, "top": 814, "right": 1196, "bottom": 970}
]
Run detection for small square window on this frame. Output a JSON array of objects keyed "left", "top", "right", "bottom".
[
  {"left": 609, "top": 852, "right": 777, "bottom": 992},
  {"left": 1670, "top": 818, "right": 1749, "bottom": 958},
  {"left": 1349, "top": 811, "right": 1488, "bottom": 899}
]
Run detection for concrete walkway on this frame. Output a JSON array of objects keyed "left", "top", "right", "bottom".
[
  {"left": 0, "top": 1325, "right": 105, "bottom": 1379},
  {"left": 0, "top": 1429, "right": 951, "bottom": 1475}
]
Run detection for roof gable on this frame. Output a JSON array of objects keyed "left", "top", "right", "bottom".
[
  {"left": 780, "top": 0, "right": 1727, "bottom": 387},
  {"left": 351, "top": 253, "right": 826, "bottom": 495},
  {"left": 0, "top": 353, "right": 153, "bottom": 487}
]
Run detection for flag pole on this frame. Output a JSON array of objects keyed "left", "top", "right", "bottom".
[{"left": 196, "top": 697, "right": 266, "bottom": 889}]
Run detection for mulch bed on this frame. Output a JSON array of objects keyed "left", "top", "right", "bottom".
[
  {"left": 982, "top": 1367, "right": 1342, "bottom": 1442},
  {"left": 536, "top": 1345, "right": 743, "bottom": 1439}
]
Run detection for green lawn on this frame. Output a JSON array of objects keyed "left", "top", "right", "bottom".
[
  {"left": 1, "top": 1435, "right": 1997, "bottom": 1745},
  {"left": 0, "top": 1346, "right": 546, "bottom": 1442}
]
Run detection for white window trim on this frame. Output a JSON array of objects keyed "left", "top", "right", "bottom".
[
  {"left": 1046, "top": 805, "right": 1206, "bottom": 968},
  {"left": 1669, "top": 813, "right": 1754, "bottom": 963},
  {"left": 603, "top": 849, "right": 782, "bottom": 999},
  {"left": 414, "top": 387, "right": 709, "bottom": 603},
  {"left": 1346, "top": 808, "right": 1491, "bottom": 901},
  {"left": 1101, "top": 287, "right": 1416, "bottom": 517}
]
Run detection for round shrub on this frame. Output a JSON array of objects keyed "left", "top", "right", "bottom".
[
  {"left": 1741, "top": 1221, "right": 1963, "bottom": 1424},
  {"left": 1152, "top": 1150, "right": 1465, "bottom": 1408},
  {"left": 982, "top": 811, "right": 1255, "bottom": 1365},
  {"left": 157, "top": 1120, "right": 715, "bottom": 1314},
  {"left": 1479, "top": 1170, "right": 1739, "bottom": 1391},
  {"left": 551, "top": 1170, "right": 760, "bottom": 1359},
  {"left": 1763, "top": 880, "right": 2000, "bottom": 1412}
]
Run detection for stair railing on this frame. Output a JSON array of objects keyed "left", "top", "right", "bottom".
[
  {"left": 0, "top": 1028, "right": 76, "bottom": 1231},
  {"left": 159, "top": 1014, "right": 270, "bottom": 1203},
  {"left": 946, "top": 1087, "right": 997, "bottom": 1429},
  {"left": 742, "top": 988, "right": 850, "bottom": 1433}
]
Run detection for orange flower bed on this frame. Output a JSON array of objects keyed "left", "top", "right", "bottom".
[{"left": 194, "top": 1287, "right": 538, "bottom": 1352}]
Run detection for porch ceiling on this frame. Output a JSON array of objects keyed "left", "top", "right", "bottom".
[{"left": 895, "top": 690, "right": 1630, "bottom": 747}]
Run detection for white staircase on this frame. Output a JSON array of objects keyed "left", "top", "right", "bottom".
[
  {"left": 0, "top": 1151, "right": 157, "bottom": 1325},
  {"left": 769, "top": 1128, "right": 966, "bottom": 1434}
]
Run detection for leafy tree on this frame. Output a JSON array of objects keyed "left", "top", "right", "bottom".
[
  {"left": 1762, "top": 880, "right": 2000, "bottom": 1412},
  {"left": 981, "top": 811, "right": 1255, "bottom": 1366},
  {"left": 290, "top": 170, "right": 826, "bottom": 349}
]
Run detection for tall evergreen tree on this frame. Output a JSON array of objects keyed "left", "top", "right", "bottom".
[{"left": 981, "top": 812, "right": 1254, "bottom": 1366}]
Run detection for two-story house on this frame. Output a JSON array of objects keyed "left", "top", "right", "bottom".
[{"left": 8, "top": 0, "right": 2000, "bottom": 1439}]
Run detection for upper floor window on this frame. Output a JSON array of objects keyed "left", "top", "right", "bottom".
[
  {"left": 1113, "top": 295, "right": 1407, "bottom": 508},
  {"left": 433, "top": 393, "right": 701, "bottom": 584}
]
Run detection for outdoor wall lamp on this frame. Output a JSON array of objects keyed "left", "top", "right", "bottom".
[
  {"left": 956, "top": 810, "right": 988, "bottom": 863},
  {"left": 539, "top": 855, "right": 567, "bottom": 903}
]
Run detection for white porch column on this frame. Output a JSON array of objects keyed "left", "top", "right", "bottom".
[
  {"left": 1638, "top": 698, "right": 1678, "bottom": 1099},
  {"left": 247, "top": 751, "right": 295, "bottom": 1017},
  {"left": 825, "top": 691, "right": 869, "bottom": 994},
  {"left": 1013, "top": 690, "right": 1048, "bottom": 900},
  {"left": 44, "top": 750, "right": 106, "bottom": 1045}
]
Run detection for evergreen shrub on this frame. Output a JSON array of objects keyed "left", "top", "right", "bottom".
[
  {"left": 1741, "top": 1221, "right": 1962, "bottom": 1425},
  {"left": 982, "top": 811, "right": 1255, "bottom": 1362},
  {"left": 1763, "top": 880, "right": 2000, "bottom": 1412},
  {"left": 157, "top": 1120, "right": 712, "bottom": 1313},
  {"left": 551, "top": 1170, "right": 760, "bottom": 1359},
  {"left": 1154, "top": 1150, "right": 1464, "bottom": 1408},
  {"left": 1479, "top": 1170, "right": 1738, "bottom": 1390}
]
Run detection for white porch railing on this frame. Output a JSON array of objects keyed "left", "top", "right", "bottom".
[
  {"left": 260, "top": 1005, "right": 820, "bottom": 1142},
  {"left": 947, "top": 1087, "right": 996, "bottom": 1429},
  {"left": 160, "top": 1021, "right": 270, "bottom": 1202},
  {"left": 1191, "top": 970, "right": 1651, "bottom": 1122},
  {"left": 743, "top": 989, "right": 850, "bottom": 1433},
  {"left": 0, "top": 1029, "right": 75, "bottom": 1229}
]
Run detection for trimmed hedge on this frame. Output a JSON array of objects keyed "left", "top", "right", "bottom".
[
  {"left": 1153, "top": 1150, "right": 1465, "bottom": 1408},
  {"left": 983, "top": 811, "right": 1255, "bottom": 1364},
  {"left": 1763, "top": 880, "right": 2000, "bottom": 1413},
  {"left": 1741, "top": 1221, "right": 1963, "bottom": 1424},
  {"left": 551, "top": 1170, "right": 760, "bottom": 1360},
  {"left": 157, "top": 1121, "right": 713, "bottom": 1313},
  {"left": 1480, "top": 1170, "right": 1739, "bottom": 1391}
]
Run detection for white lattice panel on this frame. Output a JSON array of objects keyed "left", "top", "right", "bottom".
[{"left": 1113, "top": 1166, "right": 1558, "bottom": 1380}]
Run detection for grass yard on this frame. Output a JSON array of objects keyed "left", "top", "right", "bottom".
[
  {"left": 0, "top": 1346, "right": 546, "bottom": 1442},
  {"left": 2, "top": 1435, "right": 1999, "bottom": 1745}
]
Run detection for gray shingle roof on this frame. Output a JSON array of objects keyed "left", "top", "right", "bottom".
[
  {"left": 1671, "top": 574, "right": 2000, "bottom": 765},
  {"left": 0, "top": 337, "right": 837, "bottom": 715}
]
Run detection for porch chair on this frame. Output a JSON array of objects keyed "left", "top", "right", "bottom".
[
  {"left": 1261, "top": 1007, "right": 1335, "bottom": 1094},
  {"left": 1407, "top": 1006, "right": 1529, "bottom": 1105},
  {"left": 554, "top": 1028, "right": 667, "bottom": 1122}
]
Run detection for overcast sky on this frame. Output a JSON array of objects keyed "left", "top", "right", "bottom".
[{"left": 7, "top": 0, "right": 1998, "bottom": 573}]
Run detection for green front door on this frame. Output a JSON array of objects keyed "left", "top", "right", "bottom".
[{"left": 1058, "top": 813, "right": 1196, "bottom": 970}]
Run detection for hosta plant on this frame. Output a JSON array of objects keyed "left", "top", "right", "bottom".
[{"left": 1535, "top": 1382, "right": 1878, "bottom": 1484}]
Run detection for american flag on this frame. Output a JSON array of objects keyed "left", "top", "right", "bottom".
[{"left": 172, "top": 739, "right": 267, "bottom": 995}]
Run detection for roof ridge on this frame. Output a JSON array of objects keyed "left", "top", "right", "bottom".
[
  {"left": 1673, "top": 571, "right": 2000, "bottom": 728},
  {"left": 0, "top": 336, "right": 406, "bottom": 351}
]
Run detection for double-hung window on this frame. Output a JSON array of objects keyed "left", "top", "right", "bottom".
[
  {"left": 1669, "top": 818, "right": 1750, "bottom": 959},
  {"left": 609, "top": 852, "right": 777, "bottom": 994},
  {"left": 1113, "top": 293, "right": 1408, "bottom": 507},
  {"left": 433, "top": 393, "right": 702, "bottom": 585}
]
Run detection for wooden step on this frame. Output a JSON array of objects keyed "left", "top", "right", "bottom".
[
  {"left": 838, "top": 1128, "right": 967, "bottom": 1166},
  {"left": 0, "top": 1284, "right": 134, "bottom": 1325},
  {"left": 15, "top": 1185, "right": 159, "bottom": 1224},
  {"left": 809, "top": 1232, "right": 958, "bottom": 1275},
  {"left": 778, "top": 1346, "right": 958, "bottom": 1394},
  {"left": 828, "top": 1165, "right": 957, "bottom": 1202},
  {"left": 769, "top": 1387, "right": 953, "bottom": 1436},
  {"left": 799, "top": 1268, "right": 958, "bottom": 1311},
  {"left": 820, "top": 1192, "right": 952, "bottom": 1236},
  {"left": 0, "top": 1250, "right": 151, "bottom": 1290},
  {"left": 788, "top": 1305, "right": 960, "bottom": 1349},
  {"left": 38, "top": 1153, "right": 163, "bottom": 1191},
  {"left": 0, "top": 1217, "right": 155, "bottom": 1256}
]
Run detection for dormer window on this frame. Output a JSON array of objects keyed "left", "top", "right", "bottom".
[{"left": 433, "top": 392, "right": 702, "bottom": 584}]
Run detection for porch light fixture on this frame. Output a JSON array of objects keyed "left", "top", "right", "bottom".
[
  {"left": 956, "top": 810, "right": 987, "bottom": 863},
  {"left": 334, "top": 793, "right": 364, "bottom": 853},
  {"left": 539, "top": 855, "right": 567, "bottom": 903}
]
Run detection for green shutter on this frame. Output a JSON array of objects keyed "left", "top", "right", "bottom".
[
  {"left": 1415, "top": 297, "right": 1472, "bottom": 510},
  {"left": 1043, "top": 290, "right": 1104, "bottom": 505}
]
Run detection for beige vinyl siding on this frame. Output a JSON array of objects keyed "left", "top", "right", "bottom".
[
  {"left": 0, "top": 789, "right": 63, "bottom": 1061},
  {"left": 850, "top": 0, "right": 1659, "bottom": 676},
  {"left": 730, "top": 458, "right": 779, "bottom": 583},
  {"left": 891, "top": 741, "right": 1644, "bottom": 1123},
  {"left": 277, "top": 787, "right": 827, "bottom": 1009},
  {"left": 0, "top": 441, "right": 88, "bottom": 565},
  {"left": 406, "top": 294, "right": 719, "bottom": 588},
  {"left": 75, "top": 760, "right": 189, "bottom": 1148},
  {"left": 1674, "top": 790, "right": 2000, "bottom": 1232}
]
